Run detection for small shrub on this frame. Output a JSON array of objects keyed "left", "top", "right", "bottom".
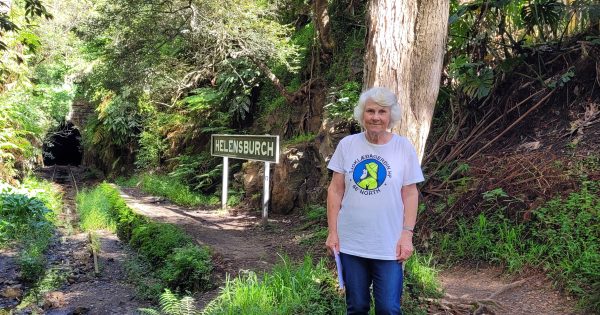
[
  {"left": 130, "top": 222, "right": 193, "bottom": 266},
  {"left": 159, "top": 245, "right": 212, "bottom": 292},
  {"left": 324, "top": 81, "right": 361, "bottom": 120},
  {"left": 18, "top": 241, "right": 47, "bottom": 283},
  {"left": 138, "top": 174, "right": 219, "bottom": 207},
  {"left": 138, "top": 289, "right": 201, "bottom": 315},
  {"left": 124, "top": 254, "right": 165, "bottom": 300},
  {"left": 403, "top": 253, "right": 443, "bottom": 308},
  {"left": 304, "top": 204, "right": 326, "bottom": 222},
  {"left": 203, "top": 256, "right": 345, "bottom": 315}
]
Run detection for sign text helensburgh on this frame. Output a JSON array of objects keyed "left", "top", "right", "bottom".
[{"left": 211, "top": 134, "right": 279, "bottom": 163}]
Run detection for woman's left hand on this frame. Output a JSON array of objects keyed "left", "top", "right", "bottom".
[{"left": 396, "top": 230, "right": 414, "bottom": 262}]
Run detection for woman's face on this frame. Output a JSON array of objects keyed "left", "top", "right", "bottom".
[{"left": 363, "top": 100, "right": 390, "bottom": 135}]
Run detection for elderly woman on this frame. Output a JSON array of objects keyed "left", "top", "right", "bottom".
[{"left": 326, "top": 87, "right": 424, "bottom": 314}]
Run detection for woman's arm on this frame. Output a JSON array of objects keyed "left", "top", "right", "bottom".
[
  {"left": 326, "top": 172, "right": 345, "bottom": 254},
  {"left": 396, "top": 183, "right": 419, "bottom": 261}
]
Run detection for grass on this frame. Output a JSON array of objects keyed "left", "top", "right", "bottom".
[
  {"left": 76, "top": 185, "right": 118, "bottom": 232},
  {"left": 147, "top": 254, "right": 441, "bottom": 315},
  {"left": 75, "top": 182, "right": 213, "bottom": 295},
  {"left": 117, "top": 173, "right": 219, "bottom": 207},
  {"left": 433, "top": 181, "right": 600, "bottom": 312},
  {"left": 203, "top": 256, "right": 346, "bottom": 315},
  {"left": 17, "top": 267, "right": 70, "bottom": 310},
  {"left": 20, "top": 176, "right": 64, "bottom": 216},
  {"left": 284, "top": 133, "right": 316, "bottom": 146},
  {"left": 0, "top": 177, "right": 68, "bottom": 310}
]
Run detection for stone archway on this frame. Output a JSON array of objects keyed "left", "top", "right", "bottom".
[{"left": 43, "top": 121, "right": 83, "bottom": 166}]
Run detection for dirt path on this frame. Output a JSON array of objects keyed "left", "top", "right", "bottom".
[
  {"left": 119, "top": 188, "right": 303, "bottom": 274},
  {"left": 1, "top": 166, "right": 152, "bottom": 314},
  {"left": 2, "top": 170, "right": 581, "bottom": 314},
  {"left": 118, "top": 187, "right": 306, "bottom": 307},
  {"left": 434, "top": 266, "right": 578, "bottom": 315}
]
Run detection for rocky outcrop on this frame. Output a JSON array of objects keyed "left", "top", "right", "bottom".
[
  {"left": 269, "top": 143, "right": 326, "bottom": 214},
  {"left": 239, "top": 118, "right": 358, "bottom": 214}
]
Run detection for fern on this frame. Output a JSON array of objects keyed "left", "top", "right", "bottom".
[{"left": 138, "top": 289, "right": 200, "bottom": 315}]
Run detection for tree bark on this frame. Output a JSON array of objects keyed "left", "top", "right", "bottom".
[
  {"left": 249, "top": 56, "right": 294, "bottom": 103},
  {"left": 313, "top": 0, "right": 335, "bottom": 55},
  {"left": 0, "top": 0, "right": 11, "bottom": 14},
  {"left": 363, "top": 0, "right": 449, "bottom": 161}
]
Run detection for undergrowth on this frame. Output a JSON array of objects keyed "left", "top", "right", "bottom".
[
  {"left": 116, "top": 174, "right": 219, "bottom": 207},
  {"left": 433, "top": 181, "right": 600, "bottom": 311},
  {"left": 75, "top": 183, "right": 213, "bottom": 294},
  {"left": 0, "top": 177, "right": 68, "bottom": 311},
  {"left": 203, "top": 256, "right": 345, "bottom": 315}
]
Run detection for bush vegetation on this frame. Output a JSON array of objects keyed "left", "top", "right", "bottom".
[
  {"left": 433, "top": 181, "right": 600, "bottom": 311},
  {"left": 76, "top": 183, "right": 213, "bottom": 294},
  {"left": 117, "top": 174, "right": 219, "bottom": 207}
]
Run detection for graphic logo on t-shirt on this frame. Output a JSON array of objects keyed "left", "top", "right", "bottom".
[{"left": 351, "top": 155, "right": 392, "bottom": 195}]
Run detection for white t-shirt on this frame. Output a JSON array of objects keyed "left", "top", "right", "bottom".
[{"left": 327, "top": 132, "right": 424, "bottom": 260}]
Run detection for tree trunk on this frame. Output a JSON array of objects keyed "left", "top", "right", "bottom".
[
  {"left": 313, "top": 0, "right": 335, "bottom": 55},
  {"left": 363, "top": 0, "right": 449, "bottom": 161},
  {"left": 0, "top": 0, "right": 11, "bottom": 14}
]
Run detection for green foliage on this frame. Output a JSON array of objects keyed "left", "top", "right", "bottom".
[
  {"left": 159, "top": 245, "right": 213, "bottom": 292},
  {"left": 521, "top": 0, "right": 564, "bottom": 37},
  {"left": 547, "top": 68, "right": 575, "bottom": 89},
  {"left": 136, "top": 130, "right": 168, "bottom": 171},
  {"left": 0, "top": 191, "right": 53, "bottom": 245},
  {"left": 532, "top": 181, "right": 600, "bottom": 310},
  {"left": 76, "top": 182, "right": 214, "bottom": 294},
  {"left": 433, "top": 181, "right": 600, "bottom": 311},
  {"left": 285, "top": 133, "right": 316, "bottom": 146},
  {"left": 136, "top": 173, "right": 220, "bottom": 206},
  {"left": 217, "top": 59, "right": 262, "bottom": 123},
  {"left": 448, "top": 56, "right": 494, "bottom": 100},
  {"left": 304, "top": 204, "right": 326, "bottom": 222},
  {"left": 19, "top": 176, "right": 63, "bottom": 216},
  {"left": 299, "top": 227, "right": 328, "bottom": 247},
  {"left": 0, "top": 182, "right": 58, "bottom": 285},
  {"left": 75, "top": 182, "right": 147, "bottom": 241},
  {"left": 130, "top": 222, "right": 193, "bottom": 266},
  {"left": 325, "top": 81, "right": 361, "bottom": 120},
  {"left": 326, "top": 37, "right": 364, "bottom": 86},
  {"left": 180, "top": 88, "right": 222, "bottom": 113},
  {"left": 18, "top": 239, "right": 47, "bottom": 283},
  {"left": 203, "top": 256, "right": 346, "bottom": 315},
  {"left": 168, "top": 153, "right": 224, "bottom": 194},
  {"left": 403, "top": 253, "right": 443, "bottom": 314},
  {"left": 124, "top": 254, "right": 165, "bottom": 300},
  {"left": 76, "top": 185, "right": 118, "bottom": 232},
  {"left": 139, "top": 289, "right": 201, "bottom": 315}
]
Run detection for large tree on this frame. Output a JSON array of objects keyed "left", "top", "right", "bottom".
[{"left": 363, "top": 0, "right": 449, "bottom": 160}]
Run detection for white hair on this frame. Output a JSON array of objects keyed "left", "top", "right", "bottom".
[{"left": 353, "top": 87, "right": 402, "bottom": 128}]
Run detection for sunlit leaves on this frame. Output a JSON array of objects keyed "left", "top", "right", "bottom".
[
  {"left": 448, "top": 55, "right": 494, "bottom": 100},
  {"left": 521, "top": 0, "right": 564, "bottom": 33}
]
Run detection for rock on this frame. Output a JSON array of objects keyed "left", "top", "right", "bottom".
[
  {"left": 44, "top": 291, "right": 66, "bottom": 308},
  {"left": 316, "top": 117, "right": 357, "bottom": 162},
  {"left": 70, "top": 306, "right": 90, "bottom": 314},
  {"left": 270, "top": 143, "right": 326, "bottom": 214},
  {"left": 1, "top": 285, "right": 23, "bottom": 299}
]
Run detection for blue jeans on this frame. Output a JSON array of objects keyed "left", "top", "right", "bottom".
[{"left": 339, "top": 253, "right": 403, "bottom": 315}]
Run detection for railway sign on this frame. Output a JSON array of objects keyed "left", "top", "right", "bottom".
[{"left": 210, "top": 134, "right": 280, "bottom": 224}]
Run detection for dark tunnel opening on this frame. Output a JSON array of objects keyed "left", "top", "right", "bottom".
[{"left": 43, "top": 121, "right": 83, "bottom": 166}]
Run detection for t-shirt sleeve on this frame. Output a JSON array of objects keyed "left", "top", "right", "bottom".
[
  {"left": 327, "top": 138, "right": 346, "bottom": 174},
  {"left": 403, "top": 139, "right": 425, "bottom": 185}
]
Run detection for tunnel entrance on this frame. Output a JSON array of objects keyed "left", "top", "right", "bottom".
[{"left": 43, "top": 121, "right": 83, "bottom": 166}]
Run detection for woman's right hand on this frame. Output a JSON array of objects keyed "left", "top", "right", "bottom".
[{"left": 325, "top": 232, "right": 339, "bottom": 256}]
